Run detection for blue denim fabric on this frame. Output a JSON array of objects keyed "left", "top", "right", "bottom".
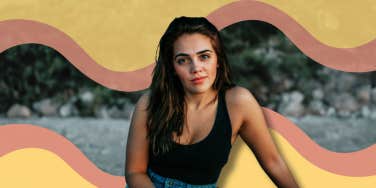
[
  {"left": 125, "top": 168, "right": 217, "bottom": 188},
  {"left": 147, "top": 168, "right": 217, "bottom": 188}
]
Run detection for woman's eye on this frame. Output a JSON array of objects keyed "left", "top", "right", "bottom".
[
  {"left": 200, "top": 54, "right": 210, "bottom": 60},
  {"left": 176, "top": 58, "right": 186, "bottom": 64}
]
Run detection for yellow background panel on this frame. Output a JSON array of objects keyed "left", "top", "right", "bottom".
[
  {"left": 218, "top": 130, "right": 376, "bottom": 187},
  {"left": 0, "top": 0, "right": 232, "bottom": 71},
  {"left": 1, "top": 1, "right": 376, "bottom": 71},
  {"left": 0, "top": 148, "right": 95, "bottom": 188},
  {"left": 261, "top": 0, "right": 376, "bottom": 47}
]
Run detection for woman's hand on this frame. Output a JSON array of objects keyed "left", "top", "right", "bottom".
[{"left": 125, "top": 172, "right": 155, "bottom": 188}]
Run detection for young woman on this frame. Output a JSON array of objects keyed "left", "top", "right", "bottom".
[{"left": 125, "top": 17, "right": 299, "bottom": 188}]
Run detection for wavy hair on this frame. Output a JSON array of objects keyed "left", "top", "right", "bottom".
[{"left": 147, "top": 16, "right": 235, "bottom": 155}]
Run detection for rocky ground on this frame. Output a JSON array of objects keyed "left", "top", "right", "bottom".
[{"left": 1, "top": 116, "right": 375, "bottom": 176}]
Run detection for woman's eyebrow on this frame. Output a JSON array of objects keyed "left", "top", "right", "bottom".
[
  {"left": 174, "top": 53, "right": 189, "bottom": 60},
  {"left": 174, "top": 49, "right": 213, "bottom": 60},
  {"left": 196, "top": 49, "right": 213, "bottom": 54}
]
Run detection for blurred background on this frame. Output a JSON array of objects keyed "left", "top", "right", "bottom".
[{"left": 1, "top": 20, "right": 375, "bottom": 175}]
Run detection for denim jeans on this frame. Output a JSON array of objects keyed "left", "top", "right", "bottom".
[
  {"left": 126, "top": 168, "right": 217, "bottom": 188},
  {"left": 148, "top": 168, "right": 217, "bottom": 188}
]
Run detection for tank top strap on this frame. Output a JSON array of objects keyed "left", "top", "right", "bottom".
[
  {"left": 217, "top": 90, "right": 225, "bottom": 110},
  {"left": 214, "top": 89, "right": 232, "bottom": 142}
]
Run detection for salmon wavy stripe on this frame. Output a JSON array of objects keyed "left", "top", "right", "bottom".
[
  {"left": 207, "top": 0, "right": 376, "bottom": 72},
  {"left": 0, "top": 124, "right": 125, "bottom": 188},
  {"left": 0, "top": 1, "right": 375, "bottom": 93},
  {"left": 1, "top": 111, "right": 376, "bottom": 180}
]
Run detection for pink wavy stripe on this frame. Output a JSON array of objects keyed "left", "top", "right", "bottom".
[
  {"left": 1, "top": 2, "right": 375, "bottom": 94},
  {"left": 1, "top": 112, "right": 376, "bottom": 178},
  {"left": 207, "top": 0, "right": 376, "bottom": 72},
  {"left": 0, "top": 124, "right": 125, "bottom": 188},
  {"left": 263, "top": 108, "right": 376, "bottom": 176},
  {"left": 0, "top": 19, "right": 153, "bottom": 92}
]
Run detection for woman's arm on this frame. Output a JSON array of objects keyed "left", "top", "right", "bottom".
[
  {"left": 125, "top": 94, "right": 155, "bottom": 188},
  {"left": 233, "top": 87, "right": 299, "bottom": 188}
]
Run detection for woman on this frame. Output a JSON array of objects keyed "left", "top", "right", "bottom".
[{"left": 125, "top": 17, "right": 299, "bottom": 188}]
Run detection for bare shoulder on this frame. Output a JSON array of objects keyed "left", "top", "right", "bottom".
[
  {"left": 135, "top": 91, "right": 150, "bottom": 111},
  {"left": 225, "top": 86, "right": 258, "bottom": 107},
  {"left": 129, "top": 92, "right": 150, "bottom": 129},
  {"left": 224, "top": 86, "right": 262, "bottom": 140}
]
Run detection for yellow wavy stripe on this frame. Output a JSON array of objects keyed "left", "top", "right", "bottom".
[
  {"left": 218, "top": 130, "right": 376, "bottom": 188},
  {"left": 0, "top": 148, "right": 95, "bottom": 188},
  {"left": 260, "top": 0, "right": 376, "bottom": 47},
  {"left": 0, "top": 0, "right": 232, "bottom": 71},
  {"left": 2, "top": 1, "right": 374, "bottom": 71}
]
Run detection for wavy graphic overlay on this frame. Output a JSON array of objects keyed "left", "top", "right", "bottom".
[
  {"left": 0, "top": 124, "right": 124, "bottom": 188},
  {"left": 0, "top": 20, "right": 152, "bottom": 92},
  {"left": 1, "top": 148, "right": 96, "bottom": 188},
  {"left": 2, "top": 110, "right": 376, "bottom": 188},
  {"left": 0, "top": 1, "right": 374, "bottom": 93},
  {"left": 264, "top": 108, "right": 376, "bottom": 176},
  {"left": 219, "top": 114, "right": 376, "bottom": 187},
  {"left": 0, "top": 0, "right": 233, "bottom": 71},
  {"left": 207, "top": 0, "right": 376, "bottom": 72},
  {"left": 1, "top": 0, "right": 376, "bottom": 187}
]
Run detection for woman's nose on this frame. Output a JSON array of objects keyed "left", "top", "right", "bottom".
[{"left": 190, "top": 58, "right": 203, "bottom": 73}]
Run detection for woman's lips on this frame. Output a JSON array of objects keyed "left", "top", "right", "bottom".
[{"left": 191, "top": 76, "right": 207, "bottom": 84}]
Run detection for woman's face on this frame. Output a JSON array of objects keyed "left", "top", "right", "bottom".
[{"left": 172, "top": 33, "right": 218, "bottom": 95}]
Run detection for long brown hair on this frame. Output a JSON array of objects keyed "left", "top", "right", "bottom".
[{"left": 147, "top": 17, "right": 235, "bottom": 155}]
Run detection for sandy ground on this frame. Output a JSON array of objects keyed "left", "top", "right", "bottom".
[{"left": 1, "top": 116, "right": 375, "bottom": 176}]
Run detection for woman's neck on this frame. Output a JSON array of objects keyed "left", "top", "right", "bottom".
[{"left": 184, "top": 88, "right": 218, "bottom": 110}]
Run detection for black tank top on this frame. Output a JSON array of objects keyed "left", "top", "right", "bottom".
[{"left": 148, "top": 90, "right": 232, "bottom": 184}]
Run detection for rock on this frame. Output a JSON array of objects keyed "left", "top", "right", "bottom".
[
  {"left": 371, "top": 87, "right": 376, "bottom": 104},
  {"left": 283, "top": 103, "right": 305, "bottom": 117},
  {"left": 108, "top": 106, "right": 123, "bottom": 119},
  {"left": 370, "top": 110, "right": 376, "bottom": 120},
  {"left": 312, "top": 89, "right": 324, "bottom": 100},
  {"left": 32, "top": 99, "right": 59, "bottom": 116},
  {"left": 335, "top": 73, "right": 357, "bottom": 92},
  {"left": 97, "top": 102, "right": 135, "bottom": 120},
  {"left": 278, "top": 91, "right": 305, "bottom": 117},
  {"left": 59, "top": 103, "right": 78, "bottom": 117},
  {"left": 337, "top": 110, "right": 351, "bottom": 117},
  {"left": 281, "top": 78, "right": 294, "bottom": 91},
  {"left": 356, "top": 86, "right": 370, "bottom": 104},
  {"left": 323, "top": 72, "right": 357, "bottom": 95},
  {"left": 308, "top": 100, "right": 326, "bottom": 115},
  {"left": 289, "top": 91, "right": 304, "bottom": 103},
  {"left": 79, "top": 91, "right": 94, "bottom": 105},
  {"left": 95, "top": 106, "right": 110, "bottom": 119},
  {"left": 361, "top": 106, "right": 370, "bottom": 118},
  {"left": 6, "top": 104, "right": 32, "bottom": 118},
  {"left": 331, "top": 93, "right": 360, "bottom": 117},
  {"left": 326, "top": 107, "right": 336, "bottom": 116}
]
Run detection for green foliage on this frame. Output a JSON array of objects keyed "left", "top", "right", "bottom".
[
  {"left": 220, "top": 21, "right": 322, "bottom": 106},
  {"left": 0, "top": 44, "right": 143, "bottom": 113}
]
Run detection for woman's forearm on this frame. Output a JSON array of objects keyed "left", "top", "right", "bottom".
[
  {"left": 264, "top": 157, "right": 300, "bottom": 188},
  {"left": 125, "top": 172, "right": 155, "bottom": 188}
]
